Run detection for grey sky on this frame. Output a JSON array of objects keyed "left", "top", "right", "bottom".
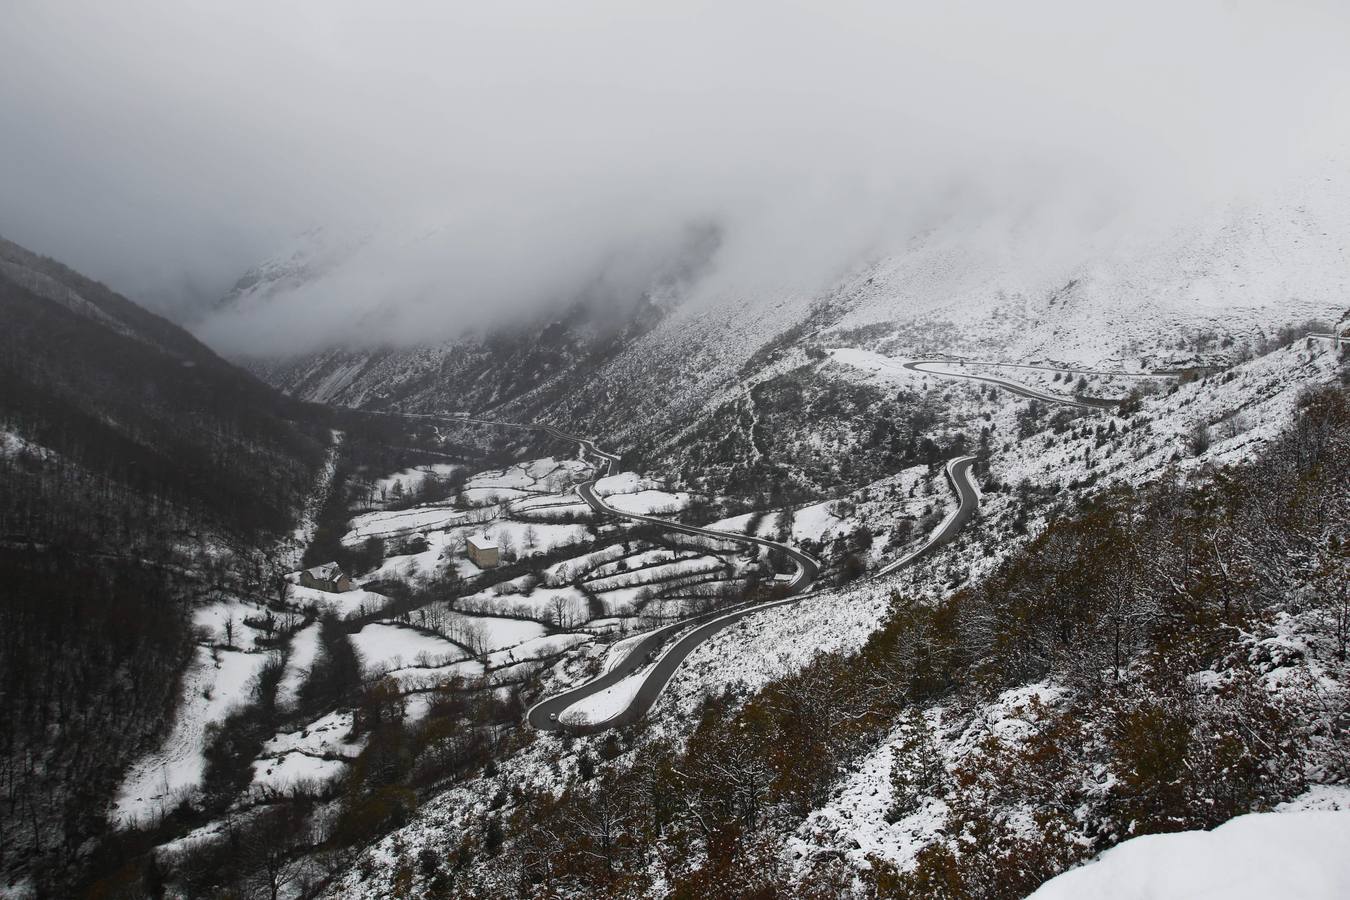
[{"left": 2, "top": 1, "right": 1347, "bottom": 354}]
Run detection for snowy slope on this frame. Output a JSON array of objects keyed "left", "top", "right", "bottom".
[
  {"left": 1030, "top": 807, "right": 1350, "bottom": 900},
  {"left": 230, "top": 166, "right": 1347, "bottom": 451},
  {"left": 829, "top": 164, "right": 1350, "bottom": 367}
]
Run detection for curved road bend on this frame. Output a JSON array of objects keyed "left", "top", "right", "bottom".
[
  {"left": 937, "top": 358, "right": 1174, "bottom": 379},
  {"left": 873, "top": 455, "right": 978, "bottom": 580},
  {"left": 530, "top": 455, "right": 981, "bottom": 731},
  {"left": 903, "top": 359, "right": 1104, "bottom": 410},
  {"left": 871, "top": 354, "right": 1166, "bottom": 579},
  {"left": 541, "top": 454, "right": 984, "bottom": 732},
  {"left": 363, "top": 409, "right": 971, "bottom": 733},
  {"left": 865, "top": 353, "right": 1168, "bottom": 580}
]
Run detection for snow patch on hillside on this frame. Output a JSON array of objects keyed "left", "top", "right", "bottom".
[
  {"left": 1029, "top": 809, "right": 1350, "bottom": 899},
  {"left": 111, "top": 647, "right": 273, "bottom": 825}
]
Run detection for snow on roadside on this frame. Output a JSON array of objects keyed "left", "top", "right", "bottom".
[
  {"left": 601, "top": 632, "right": 649, "bottom": 674},
  {"left": 790, "top": 501, "right": 848, "bottom": 542},
  {"left": 594, "top": 471, "right": 662, "bottom": 497},
  {"left": 558, "top": 671, "right": 647, "bottom": 727}
]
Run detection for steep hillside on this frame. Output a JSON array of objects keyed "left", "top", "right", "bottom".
[
  {"left": 248, "top": 292, "right": 669, "bottom": 414},
  {"left": 233, "top": 169, "right": 1348, "bottom": 509},
  {"left": 0, "top": 237, "right": 334, "bottom": 894},
  {"left": 0, "top": 236, "right": 331, "bottom": 543},
  {"left": 316, "top": 341, "right": 1348, "bottom": 899}
]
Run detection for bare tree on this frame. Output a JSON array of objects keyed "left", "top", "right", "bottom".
[
  {"left": 1188, "top": 420, "right": 1211, "bottom": 456},
  {"left": 548, "top": 593, "right": 574, "bottom": 630},
  {"left": 566, "top": 778, "right": 632, "bottom": 879}
]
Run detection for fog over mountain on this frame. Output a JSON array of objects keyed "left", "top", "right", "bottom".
[{"left": 2, "top": 1, "right": 1348, "bottom": 354}]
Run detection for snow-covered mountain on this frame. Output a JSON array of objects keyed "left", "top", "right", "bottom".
[
  {"left": 206, "top": 165, "right": 1349, "bottom": 512},
  {"left": 208, "top": 226, "right": 370, "bottom": 322},
  {"left": 12, "top": 187, "right": 1341, "bottom": 896}
]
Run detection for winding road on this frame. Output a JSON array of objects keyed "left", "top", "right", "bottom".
[
  {"left": 903, "top": 359, "right": 1105, "bottom": 410},
  {"left": 373, "top": 354, "right": 1129, "bottom": 732},
  {"left": 524, "top": 430, "right": 979, "bottom": 733},
  {"left": 872, "top": 455, "right": 979, "bottom": 579}
]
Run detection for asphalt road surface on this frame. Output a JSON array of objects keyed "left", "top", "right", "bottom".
[
  {"left": 872, "top": 455, "right": 979, "bottom": 579},
  {"left": 903, "top": 359, "right": 1105, "bottom": 409}
]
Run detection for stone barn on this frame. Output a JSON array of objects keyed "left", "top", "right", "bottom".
[
  {"left": 466, "top": 535, "right": 500, "bottom": 569},
  {"left": 300, "top": 562, "right": 352, "bottom": 593}
]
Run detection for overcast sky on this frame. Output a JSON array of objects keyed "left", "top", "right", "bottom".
[{"left": 3, "top": 1, "right": 1348, "bottom": 354}]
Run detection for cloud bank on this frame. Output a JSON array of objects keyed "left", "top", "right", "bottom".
[{"left": 2, "top": 1, "right": 1348, "bottom": 354}]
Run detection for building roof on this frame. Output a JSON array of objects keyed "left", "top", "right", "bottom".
[
  {"left": 467, "top": 534, "right": 498, "bottom": 551},
  {"left": 305, "top": 562, "right": 344, "bottom": 581}
]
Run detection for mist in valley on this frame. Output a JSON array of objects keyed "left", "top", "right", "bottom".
[{"left": 2, "top": 0, "right": 1348, "bottom": 355}]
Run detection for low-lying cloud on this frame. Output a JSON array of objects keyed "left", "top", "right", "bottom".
[{"left": 2, "top": 1, "right": 1348, "bottom": 355}]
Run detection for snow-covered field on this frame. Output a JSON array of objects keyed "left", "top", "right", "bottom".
[
  {"left": 604, "top": 489, "right": 692, "bottom": 515},
  {"left": 249, "top": 752, "right": 349, "bottom": 795},
  {"left": 191, "top": 598, "right": 275, "bottom": 649},
  {"left": 464, "top": 457, "right": 590, "bottom": 495},
  {"left": 458, "top": 583, "right": 590, "bottom": 626},
  {"left": 350, "top": 623, "right": 469, "bottom": 672},
  {"left": 111, "top": 646, "right": 274, "bottom": 825},
  {"left": 444, "top": 612, "right": 548, "bottom": 652},
  {"left": 371, "top": 463, "right": 462, "bottom": 503},
  {"left": 276, "top": 621, "right": 321, "bottom": 708},
  {"left": 485, "top": 633, "right": 590, "bottom": 669},
  {"left": 344, "top": 505, "right": 471, "bottom": 543}
]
